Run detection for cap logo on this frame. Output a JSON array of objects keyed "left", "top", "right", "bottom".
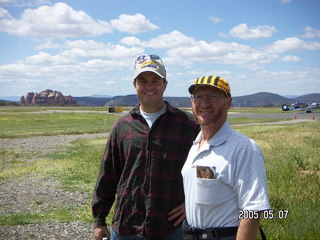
[{"left": 141, "top": 61, "right": 158, "bottom": 69}]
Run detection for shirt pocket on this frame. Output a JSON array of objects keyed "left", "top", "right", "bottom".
[{"left": 196, "top": 178, "right": 220, "bottom": 206}]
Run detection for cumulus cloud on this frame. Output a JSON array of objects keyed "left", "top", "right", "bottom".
[
  {"left": 166, "top": 39, "right": 277, "bottom": 68},
  {"left": 302, "top": 26, "right": 320, "bottom": 39},
  {"left": 146, "top": 31, "right": 196, "bottom": 48},
  {"left": 120, "top": 36, "right": 142, "bottom": 47},
  {"left": 0, "top": 0, "right": 51, "bottom": 7},
  {"left": 279, "top": 0, "right": 292, "bottom": 4},
  {"left": 281, "top": 55, "right": 300, "bottom": 62},
  {"left": 266, "top": 37, "right": 320, "bottom": 53},
  {"left": 0, "top": 7, "right": 12, "bottom": 18},
  {"left": 0, "top": 2, "right": 112, "bottom": 37},
  {"left": 209, "top": 16, "right": 221, "bottom": 23},
  {"left": 228, "top": 23, "right": 277, "bottom": 40},
  {"left": 120, "top": 31, "right": 196, "bottom": 49},
  {"left": 110, "top": 13, "right": 159, "bottom": 34},
  {"left": 0, "top": 3, "right": 160, "bottom": 38},
  {"left": 34, "top": 39, "right": 144, "bottom": 60},
  {"left": 23, "top": 51, "right": 71, "bottom": 65}
]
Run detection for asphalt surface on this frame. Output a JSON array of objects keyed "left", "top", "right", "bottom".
[
  {"left": 22, "top": 108, "right": 320, "bottom": 121},
  {"left": 228, "top": 111, "right": 320, "bottom": 120}
]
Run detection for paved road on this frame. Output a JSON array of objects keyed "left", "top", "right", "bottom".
[
  {"left": 22, "top": 108, "right": 320, "bottom": 121},
  {"left": 228, "top": 111, "right": 319, "bottom": 120}
]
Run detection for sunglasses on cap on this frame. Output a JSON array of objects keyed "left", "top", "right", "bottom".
[{"left": 135, "top": 54, "right": 162, "bottom": 64}]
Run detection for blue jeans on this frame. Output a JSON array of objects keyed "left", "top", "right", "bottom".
[{"left": 110, "top": 227, "right": 183, "bottom": 240}]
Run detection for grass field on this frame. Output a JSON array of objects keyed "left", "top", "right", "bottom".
[{"left": 0, "top": 106, "right": 319, "bottom": 239}]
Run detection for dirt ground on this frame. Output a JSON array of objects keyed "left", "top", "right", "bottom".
[{"left": 0, "top": 133, "right": 108, "bottom": 240}]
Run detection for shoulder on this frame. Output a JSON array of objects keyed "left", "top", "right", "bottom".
[{"left": 228, "top": 127, "right": 261, "bottom": 153}]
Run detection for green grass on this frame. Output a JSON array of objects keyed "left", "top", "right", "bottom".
[
  {"left": 0, "top": 107, "right": 319, "bottom": 239},
  {"left": 0, "top": 106, "right": 289, "bottom": 139},
  {"left": 229, "top": 117, "right": 288, "bottom": 125},
  {"left": 0, "top": 112, "right": 120, "bottom": 138},
  {"left": 234, "top": 122, "right": 320, "bottom": 239}
]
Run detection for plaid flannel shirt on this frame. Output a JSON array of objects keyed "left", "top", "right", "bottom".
[{"left": 92, "top": 101, "right": 199, "bottom": 238}]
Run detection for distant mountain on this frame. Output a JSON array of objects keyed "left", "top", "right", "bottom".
[
  {"left": 1, "top": 92, "right": 319, "bottom": 107},
  {"left": 104, "top": 94, "right": 138, "bottom": 106},
  {"left": 103, "top": 92, "right": 320, "bottom": 108},
  {"left": 89, "top": 94, "right": 113, "bottom": 98},
  {"left": 74, "top": 96, "right": 112, "bottom": 106},
  {"left": 283, "top": 95, "right": 299, "bottom": 99},
  {"left": 293, "top": 93, "right": 320, "bottom": 103},
  {"left": 232, "top": 92, "right": 289, "bottom": 107},
  {"left": 0, "top": 96, "right": 20, "bottom": 102}
]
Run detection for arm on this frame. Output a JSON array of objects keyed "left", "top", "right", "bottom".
[
  {"left": 94, "top": 226, "right": 110, "bottom": 240},
  {"left": 92, "top": 129, "right": 120, "bottom": 229},
  {"left": 236, "top": 218, "right": 260, "bottom": 240},
  {"left": 168, "top": 202, "right": 186, "bottom": 227}
]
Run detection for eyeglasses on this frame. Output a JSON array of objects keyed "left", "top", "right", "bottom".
[
  {"left": 135, "top": 54, "right": 161, "bottom": 64},
  {"left": 191, "top": 94, "right": 226, "bottom": 103}
]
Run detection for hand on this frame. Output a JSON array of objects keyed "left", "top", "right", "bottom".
[
  {"left": 168, "top": 202, "right": 186, "bottom": 227},
  {"left": 94, "top": 226, "right": 110, "bottom": 240}
]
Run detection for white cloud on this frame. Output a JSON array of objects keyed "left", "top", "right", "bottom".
[
  {"left": 0, "top": 2, "right": 111, "bottom": 37},
  {"left": 302, "top": 26, "right": 320, "bottom": 39},
  {"left": 120, "top": 31, "right": 196, "bottom": 49},
  {"left": 110, "top": 13, "right": 159, "bottom": 34},
  {"left": 0, "top": 7, "right": 12, "bottom": 18},
  {"left": 0, "top": 0, "right": 51, "bottom": 7},
  {"left": 120, "top": 36, "right": 142, "bottom": 47},
  {"left": 209, "top": 16, "right": 221, "bottom": 23},
  {"left": 281, "top": 55, "right": 300, "bottom": 62},
  {"left": 23, "top": 51, "right": 74, "bottom": 65},
  {"left": 229, "top": 23, "right": 277, "bottom": 40},
  {"left": 166, "top": 39, "right": 276, "bottom": 68},
  {"left": 146, "top": 31, "right": 196, "bottom": 48},
  {"left": 266, "top": 37, "right": 320, "bottom": 54},
  {"left": 279, "top": 0, "right": 292, "bottom": 4}
]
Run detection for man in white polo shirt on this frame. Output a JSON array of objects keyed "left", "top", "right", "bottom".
[{"left": 181, "top": 76, "right": 270, "bottom": 240}]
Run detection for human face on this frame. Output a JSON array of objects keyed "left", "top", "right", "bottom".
[
  {"left": 134, "top": 71, "right": 167, "bottom": 112},
  {"left": 191, "top": 86, "right": 231, "bottom": 127}
]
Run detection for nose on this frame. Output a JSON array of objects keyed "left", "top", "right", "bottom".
[
  {"left": 144, "top": 81, "right": 154, "bottom": 89},
  {"left": 200, "top": 96, "right": 212, "bottom": 106}
]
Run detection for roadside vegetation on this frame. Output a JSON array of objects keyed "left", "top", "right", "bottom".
[
  {"left": 0, "top": 106, "right": 319, "bottom": 239},
  {"left": 0, "top": 111, "right": 119, "bottom": 138}
]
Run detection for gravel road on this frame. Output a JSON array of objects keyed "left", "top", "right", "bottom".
[{"left": 0, "top": 133, "right": 108, "bottom": 240}]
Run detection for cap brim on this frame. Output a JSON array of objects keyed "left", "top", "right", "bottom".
[{"left": 134, "top": 69, "right": 165, "bottom": 79}]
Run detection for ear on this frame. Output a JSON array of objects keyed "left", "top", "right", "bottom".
[
  {"left": 227, "top": 97, "right": 232, "bottom": 109},
  {"left": 133, "top": 79, "right": 137, "bottom": 88},
  {"left": 163, "top": 79, "right": 168, "bottom": 90}
]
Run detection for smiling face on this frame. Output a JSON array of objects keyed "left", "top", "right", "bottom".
[
  {"left": 191, "top": 86, "right": 231, "bottom": 128},
  {"left": 134, "top": 71, "right": 167, "bottom": 113}
]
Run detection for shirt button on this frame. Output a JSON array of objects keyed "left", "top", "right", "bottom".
[{"left": 201, "top": 233, "right": 208, "bottom": 239}]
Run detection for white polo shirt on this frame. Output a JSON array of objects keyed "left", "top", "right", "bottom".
[{"left": 181, "top": 121, "right": 270, "bottom": 229}]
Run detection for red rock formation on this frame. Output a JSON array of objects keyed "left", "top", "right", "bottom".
[{"left": 20, "top": 90, "right": 77, "bottom": 106}]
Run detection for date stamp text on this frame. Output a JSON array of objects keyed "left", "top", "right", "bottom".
[{"left": 239, "top": 209, "right": 289, "bottom": 220}]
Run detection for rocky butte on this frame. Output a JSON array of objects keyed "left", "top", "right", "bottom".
[{"left": 20, "top": 89, "right": 77, "bottom": 106}]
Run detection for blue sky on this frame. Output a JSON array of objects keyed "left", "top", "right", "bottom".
[{"left": 0, "top": 0, "right": 319, "bottom": 98}]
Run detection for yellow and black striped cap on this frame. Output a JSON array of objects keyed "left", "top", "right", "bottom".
[{"left": 188, "top": 76, "right": 231, "bottom": 97}]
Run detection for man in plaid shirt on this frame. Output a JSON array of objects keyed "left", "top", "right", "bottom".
[{"left": 92, "top": 54, "right": 199, "bottom": 240}]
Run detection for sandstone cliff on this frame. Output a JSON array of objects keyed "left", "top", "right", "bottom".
[{"left": 20, "top": 89, "right": 77, "bottom": 106}]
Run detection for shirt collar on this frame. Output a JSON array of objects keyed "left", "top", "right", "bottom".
[
  {"left": 194, "top": 121, "right": 230, "bottom": 147},
  {"left": 131, "top": 101, "right": 175, "bottom": 116}
]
